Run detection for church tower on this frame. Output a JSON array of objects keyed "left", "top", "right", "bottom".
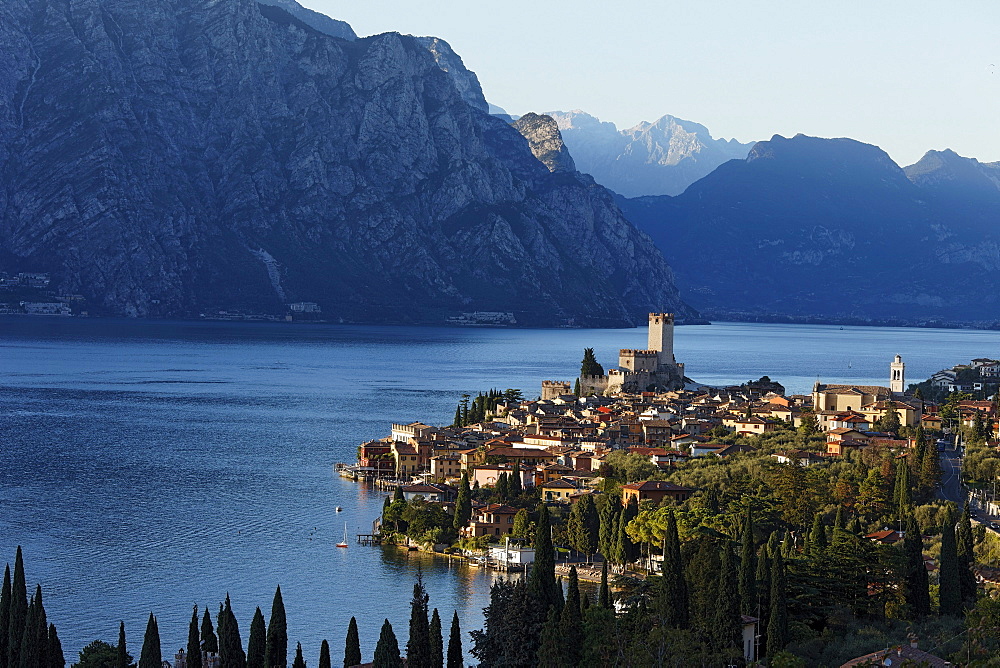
[
  {"left": 890, "top": 355, "right": 905, "bottom": 394},
  {"left": 647, "top": 313, "right": 674, "bottom": 367}
]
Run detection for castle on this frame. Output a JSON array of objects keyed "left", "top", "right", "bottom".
[{"left": 543, "top": 313, "right": 686, "bottom": 398}]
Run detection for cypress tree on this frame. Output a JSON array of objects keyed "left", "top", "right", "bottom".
[
  {"left": 598, "top": 501, "right": 618, "bottom": 560},
  {"left": 186, "top": 606, "right": 202, "bottom": 668},
  {"left": 622, "top": 499, "right": 640, "bottom": 564},
  {"left": 220, "top": 595, "right": 246, "bottom": 668},
  {"left": 393, "top": 486, "right": 404, "bottom": 503},
  {"left": 834, "top": 506, "right": 845, "bottom": 531},
  {"left": 372, "top": 620, "right": 401, "bottom": 668},
  {"left": 446, "top": 612, "right": 461, "bottom": 668},
  {"left": 573, "top": 378, "right": 581, "bottom": 397},
  {"left": 755, "top": 544, "right": 771, "bottom": 640},
  {"left": 202, "top": 609, "right": 218, "bottom": 655},
  {"left": 265, "top": 587, "right": 287, "bottom": 668},
  {"left": 559, "top": 568, "right": 582, "bottom": 666},
  {"left": 137, "top": 614, "right": 161, "bottom": 668},
  {"left": 46, "top": 625, "right": 62, "bottom": 668},
  {"left": 117, "top": 622, "right": 128, "bottom": 668},
  {"left": 291, "top": 644, "right": 304, "bottom": 668},
  {"left": 765, "top": 550, "right": 787, "bottom": 657},
  {"left": 452, "top": 405, "right": 462, "bottom": 428},
  {"left": 247, "top": 608, "right": 266, "bottom": 668},
  {"left": 893, "top": 460, "right": 912, "bottom": 518},
  {"left": 343, "top": 618, "right": 360, "bottom": 668},
  {"left": 528, "top": 504, "right": 558, "bottom": 609},
  {"left": 318, "top": 641, "right": 329, "bottom": 668},
  {"left": 738, "top": 510, "right": 757, "bottom": 616},
  {"left": 658, "top": 509, "right": 688, "bottom": 629},
  {"left": 509, "top": 464, "right": 522, "bottom": 498},
  {"left": 598, "top": 562, "right": 611, "bottom": 610},
  {"left": 452, "top": 473, "right": 472, "bottom": 531},
  {"left": 902, "top": 515, "right": 930, "bottom": 617},
  {"left": 713, "top": 543, "right": 741, "bottom": 654},
  {"left": 780, "top": 531, "right": 793, "bottom": 557},
  {"left": 809, "top": 513, "right": 827, "bottom": 553},
  {"left": 406, "top": 576, "right": 431, "bottom": 668},
  {"left": 20, "top": 584, "right": 47, "bottom": 668},
  {"left": 535, "top": 607, "right": 560, "bottom": 668},
  {"left": 956, "top": 504, "right": 977, "bottom": 606},
  {"left": 495, "top": 473, "right": 509, "bottom": 502},
  {"left": 9, "top": 548, "right": 26, "bottom": 668},
  {"left": 1, "top": 564, "right": 10, "bottom": 668},
  {"left": 939, "top": 521, "right": 961, "bottom": 616},
  {"left": 580, "top": 348, "right": 604, "bottom": 377},
  {"left": 18, "top": 587, "right": 36, "bottom": 668},
  {"left": 428, "top": 610, "right": 442, "bottom": 668}
]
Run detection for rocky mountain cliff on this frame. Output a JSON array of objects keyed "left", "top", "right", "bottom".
[
  {"left": 512, "top": 114, "right": 576, "bottom": 173},
  {"left": 548, "top": 110, "right": 752, "bottom": 197},
  {"left": 0, "top": 0, "right": 693, "bottom": 326},
  {"left": 620, "top": 134, "right": 1000, "bottom": 323}
]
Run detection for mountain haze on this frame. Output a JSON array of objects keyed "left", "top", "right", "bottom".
[
  {"left": 0, "top": 0, "right": 692, "bottom": 326},
  {"left": 621, "top": 134, "right": 1000, "bottom": 323},
  {"left": 549, "top": 110, "right": 753, "bottom": 197}
]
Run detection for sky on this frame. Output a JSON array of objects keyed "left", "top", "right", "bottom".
[{"left": 300, "top": 0, "right": 1000, "bottom": 167}]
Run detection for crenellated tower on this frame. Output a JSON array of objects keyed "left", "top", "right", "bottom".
[{"left": 647, "top": 313, "right": 675, "bottom": 367}]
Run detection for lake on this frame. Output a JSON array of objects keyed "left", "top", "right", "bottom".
[{"left": 0, "top": 317, "right": 996, "bottom": 664}]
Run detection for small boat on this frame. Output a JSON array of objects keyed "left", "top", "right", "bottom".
[
  {"left": 336, "top": 522, "right": 348, "bottom": 548},
  {"left": 335, "top": 506, "right": 343, "bottom": 512}
]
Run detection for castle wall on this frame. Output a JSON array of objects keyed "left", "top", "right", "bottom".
[
  {"left": 541, "top": 380, "right": 572, "bottom": 400},
  {"left": 580, "top": 374, "right": 609, "bottom": 396}
]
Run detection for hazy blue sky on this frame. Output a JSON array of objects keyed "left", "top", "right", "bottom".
[{"left": 302, "top": 0, "right": 999, "bottom": 166}]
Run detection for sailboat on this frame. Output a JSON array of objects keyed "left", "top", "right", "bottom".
[{"left": 336, "top": 522, "right": 348, "bottom": 548}]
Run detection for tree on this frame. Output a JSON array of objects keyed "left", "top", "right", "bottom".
[
  {"left": 559, "top": 568, "right": 582, "bottom": 666},
  {"left": 568, "top": 495, "right": 599, "bottom": 561},
  {"left": 46, "top": 626, "right": 62, "bottom": 668},
  {"left": 598, "top": 501, "right": 618, "bottom": 560},
  {"left": 876, "top": 405, "right": 901, "bottom": 434},
  {"left": 1, "top": 564, "right": 9, "bottom": 668},
  {"left": 187, "top": 606, "right": 202, "bottom": 668},
  {"left": 808, "top": 513, "right": 827, "bottom": 553},
  {"left": 902, "top": 514, "right": 930, "bottom": 617},
  {"left": 598, "top": 562, "right": 611, "bottom": 610},
  {"left": 372, "top": 620, "right": 401, "bottom": 668},
  {"left": 738, "top": 510, "right": 757, "bottom": 616},
  {"left": 9, "top": 547, "right": 26, "bottom": 668},
  {"left": 21, "top": 584, "right": 48, "bottom": 668},
  {"left": 580, "top": 348, "right": 604, "bottom": 377},
  {"left": 535, "top": 608, "right": 560, "bottom": 668},
  {"left": 265, "top": 587, "right": 287, "bottom": 668},
  {"left": 446, "top": 612, "right": 461, "bottom": 668},
  {"left": 343, "top": 618, "right": 360, "bottom": 668},
  {"left": 798, "top": 411, "right": 819, "bottom": 436},
  {"left": 219, "top": 595, "right": 246, "bottom": 668},
  {"left": 511, "top": 509, "right": 531, "bottom": 541},
  {"left": 137, "top": 615, "right": 160, "bottom": 668},
  {"left": 318, "top": 642, "right": 329, "bottom": 668},
  {"left": 939, "top": 520, "right": 961, "bottom": 616},
  {"left": 528, "top": 505, "right": 558, "bottom": 610},
  {"left": 116, "top": 623, "right": 131, "bottom": 668},
  {"left": 956, "top": 504, "right": 977, "bottom": 606},
  {"left": 713, "top": 543, "right": 741, "bottom": 655},
  {"left": 509, "top": 465, "right": 523, "bottom": 498},
  {"left": 893, "top": 460, "right": 912, "bottom": 519},
  {"left": 74, "top": 642, "right": 117, "bottom": 668},
  {"left": 453, "top": 473, "right": 472, "bottom": 531},
  {"left": 246, "top": 609, "right": 265, "bottom": 668},
  {"left": 393, "top": 486, "right": 404, "bottom": 503},
  {"left": 657, "top": 509, "right": 688, "bottom": 629},
  {"left": 406, "top": 575, "right": 431, "bottom": 668},
  {"left": 856, "top": 468, "right": 889, "bottom": 524},
  {"left": 202, "top": 609, "right": 218, "bottom": 655},
  {"left": 573, "top": 378, "right": 581, "bottom": 397},
  {"left": 291, "top": 645, "right": 304, "bottom": 668},
  {"left": 766, "top": 550, "right": 787, "bottom": 657},
  {"left": 428, "top": 609, "right": 442, "bottom": 668}
]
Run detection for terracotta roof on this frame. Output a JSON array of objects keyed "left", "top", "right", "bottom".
[
  {"left": 840, "top": 645, "right": 949, "bottom": 667},
  {"left": 541, "top": 478, "right": 578, "bottom": 489},
  {"left": 622, "top": 481, "right": 694, "bottom": 492}
]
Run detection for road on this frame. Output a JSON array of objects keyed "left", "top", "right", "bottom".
[{"left": 938, "top": 446, "right": 964, "bottom": 505}]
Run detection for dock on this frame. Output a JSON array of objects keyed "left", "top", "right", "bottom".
[{"left": 356, "top": 533, "right": 380, "bottom": 545}]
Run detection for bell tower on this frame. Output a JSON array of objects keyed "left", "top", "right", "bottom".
[{"left": 890, "top": 355, "right": 905, "bottom": 394}]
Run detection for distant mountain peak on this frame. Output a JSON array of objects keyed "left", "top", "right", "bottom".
[{"left": 545, "top": 110, "right": 752, "bottom": 196}]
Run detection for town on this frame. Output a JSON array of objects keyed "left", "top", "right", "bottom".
[{"left": 338, "top": 314, "right": 1000, "bottom": 665}]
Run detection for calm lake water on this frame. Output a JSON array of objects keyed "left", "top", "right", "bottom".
[{"left": 0, "top": 317, "right": 997, "bottom": 663}]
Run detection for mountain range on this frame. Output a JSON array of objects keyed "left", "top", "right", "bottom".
[
  {"left": 619, "top": 134, "right": 1000, "bottom": 324},
  {"left": 548, "top": 110, "right": 753, "bottom": 197},
  {"left": 0, "top": 0, "right": 692, "bottom": 326}
]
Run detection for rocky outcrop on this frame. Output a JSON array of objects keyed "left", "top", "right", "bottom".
[
  {"left": 414, "top": 36, "right": 488, "bottom": 113},
  {"left": 256, "top": 0, "right": 356, "bottom": 39},
  {"left": 548, "top": 110, "right": 752, "bottom": 197},
  {"left": 512, "top": 113, "right": 576, "bottom": 173},
  {"left": 0, "top": 0, "right": 692, "bottom": 326},
  {"left": 620, "top": 134, "right": 1000, "bottom": 323}
]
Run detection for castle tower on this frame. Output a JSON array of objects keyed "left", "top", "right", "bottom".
[
  {"left": 647, "top": 313, "right": 674, "bottom": 367},
  {"left": 890, "top": 354, "right": 905, "bottom": 394}
]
